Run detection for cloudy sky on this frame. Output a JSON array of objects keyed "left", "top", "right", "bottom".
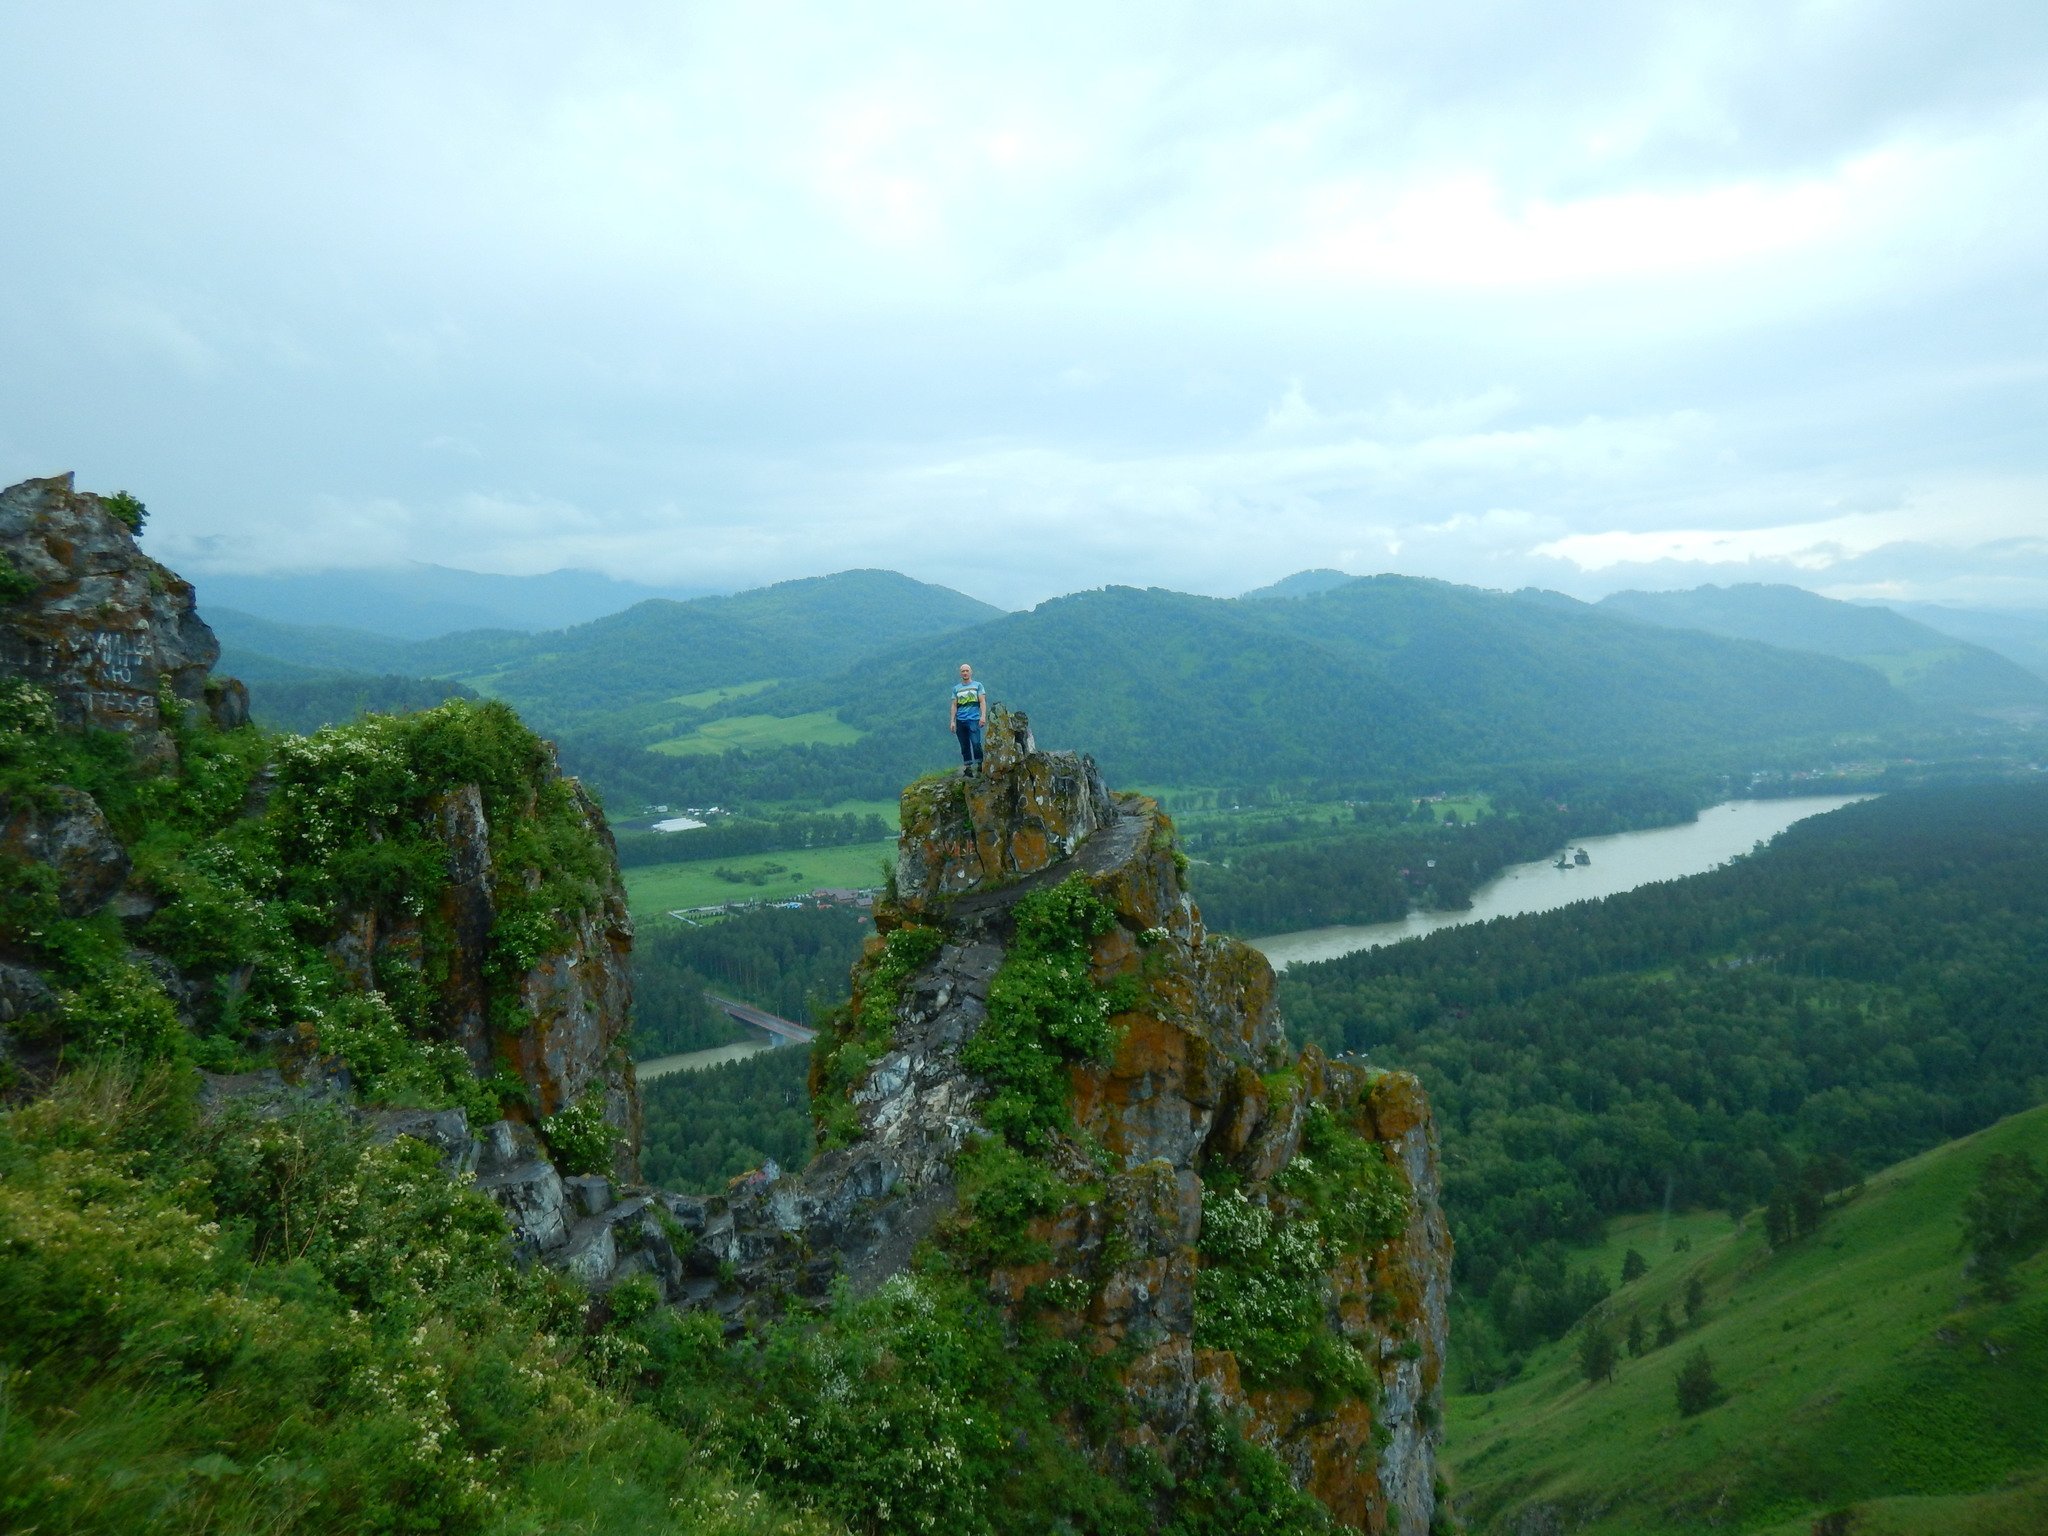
[{"left": 4, "top": 1, "right": 2045, "bottom": 610}]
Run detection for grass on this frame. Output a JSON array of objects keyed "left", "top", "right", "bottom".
[
  {"left": 666, "top": 679, "right": 780, "bottom": 710},
  {"left": 1446, "top": 1102, "right": 2048, "bottom": 1535},
  {"left": 623, "top": 838, "right": 896, "bottom": 920},
  {"left": 648, "top": 711, "right": 862, "bottom": 757}
]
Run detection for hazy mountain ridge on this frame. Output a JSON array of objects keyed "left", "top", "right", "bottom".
[
  {"left": 195, "top": 561, "right": 723, "bottom": 638},
  {"left": 211, "top": 563, "right": 2042, "bottom": 809},
  {"left": 1597, "top": 582, "right": 2048, "bottom": 713},
  {"left": 748, "top": 575, "right": 1918, "bottom": 791},
  {"left": 1879, "top": 599, "right": 2048, "bottom": 684},
  {"left": 214, "top": 568, "right": 1006, "bottom": 735}
]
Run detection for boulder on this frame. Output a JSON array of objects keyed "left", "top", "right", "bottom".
[
  {"left": 0, "top": 474, "right": 228, "bottom": 750},
  {"left": 0, "top": 787, "right": 129, "bottom": 916}
]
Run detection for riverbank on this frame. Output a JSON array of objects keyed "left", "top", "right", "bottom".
[
  {"left": 1251, "top": 795, "right": 1869, "bottom": 970},
  {"left": 636, "top": 1038, "right": 783, "bottom": 1081}
]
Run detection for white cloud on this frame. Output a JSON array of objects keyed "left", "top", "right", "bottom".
[{"left": 4, "top": 0, "right": 2048, "bottom": 612}]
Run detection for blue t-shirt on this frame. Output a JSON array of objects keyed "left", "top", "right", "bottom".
[{"left": 952, "top": 680, "right": 986, "bottom": 724}]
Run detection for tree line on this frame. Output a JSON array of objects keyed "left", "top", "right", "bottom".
[
  {"left": 631, "top": 906, "right": 869, "bottom": 1058},
  {"left": 1277, "top": 782, "right": 2048, "bottom": 1370}
]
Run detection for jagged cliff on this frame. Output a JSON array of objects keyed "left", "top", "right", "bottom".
[
  {"left": 517, "top": 709, "right": 1452, "bottom": 1533},
  {"left": 2, "top": 471, "right": 1449, "bottom": 1532},
  {"left": 0, "top": 473, "right": 638, "bottom": 1168}
]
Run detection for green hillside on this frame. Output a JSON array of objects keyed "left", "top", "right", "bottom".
[
  {"left": 1248, "top": 576, "right": 1915, "bottom": 761},
  {"left": 668, "top": 574, "right": 1917, "bottom": 802},
  {"left": 1599, "top": 583, "right": 2048, "bottom": 714},
  {"left": 1279, "top": 782, "right": 2048, "bottom": 1380},
  {"left": 1447, "top": 1103, "right": 2048, "bottom": 1535},
  {"left": 1885, "top": 602, "right": 2048, "bottom": 685},
  {"left": 206, "top": 607, "right": 428, "bottom": 677},
  {"left": 216, "top": 568, "right": 1004, "bottom": 740}
]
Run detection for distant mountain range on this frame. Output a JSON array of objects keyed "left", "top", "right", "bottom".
[
  {"left": 197, "top": 562, "right": 724, "bottom": 639},
  {"left": 769, "top": 576, "right": 1917, "bottom": 789},
  {"left": 210, "top": 569, "right": 1005, "bottom": 735},
  {"left": 1876, "top": 599, "right": 2048, "bottom": 684},
  {"left": 209, "top": 566, "right": 2048, "bottom": 800},
  {"left": 1597, "top": 583, "right": 2048, "bottom": 713}
]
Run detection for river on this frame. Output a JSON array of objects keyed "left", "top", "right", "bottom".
[
  {"left": 637, "top": 1038, "right": 786, "bottom": 1081},
  {"left": 1249, "top": 795, "right": 1871, "bottom": 972}
]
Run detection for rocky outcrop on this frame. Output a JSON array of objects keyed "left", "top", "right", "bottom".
[
  {"left": 1, "top": 474, "right": 637, "bottom": 1173},
  {"left": 322, "top": 769, "right": 640, "bottom": 1175},
  {"left": 1, "top": 787, "right": 129, "bottom": 915},
  {"left": 893, "top": 706, "right": 1116, "bottom": 905},
  {"left": 502, "top": 715, "right": 1452, "bottom": 1533},
  {"left": 0, "top": 473, "right": 237, "bottom": 753}
]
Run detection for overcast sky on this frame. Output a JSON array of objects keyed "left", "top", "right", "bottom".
[{"left": 4, "top": 1, "right": 2045, "bottom": 610}]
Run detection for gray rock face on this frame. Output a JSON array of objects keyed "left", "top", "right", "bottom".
[
  {"left": 1, "top": 787, "right": 129, "bottom": 915},
  {"left": 0, "top": 474, "right": 223, "bottom": 749},
  {"left": 0, "top": 961, "right": 57, "bottom": 1026},
  {"left": 322, "top": 770, "right": 641, "bottom": 1179},
  {"left": 628, "top": 735, "right": 1454, "bottom": 1533}
]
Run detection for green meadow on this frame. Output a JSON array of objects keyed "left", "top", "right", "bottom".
[
  {"left": 1447, "top": 1103, "right": 2048, "bottom": 1535},
  {"left": 648, "top": 709, "right": 862, "bottom": 756},
  {"left": 666, "top": 678, "right": 780, "bottom": 710},
  {"left": 623, "top": 838, "right": 896, "bottom": 921}
]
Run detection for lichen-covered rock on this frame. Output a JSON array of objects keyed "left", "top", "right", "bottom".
[
  {"left": 321, "top": 763, "right": 640, "bottom": 1178},
  {"left": 1, "top": 474, "right": 639, "bottom": 1183},
  {"left": 0, "top": 474, "right": 221, "bottom": 752},
  {"left": 649, "top": 721, "right": 1452, "bottom": 1532},
  {"left": 893, "top": 707, "right": 1115, "bottom": 912},
  {"left": 0, "top": 787, "right": 129, "bottom": 915}
]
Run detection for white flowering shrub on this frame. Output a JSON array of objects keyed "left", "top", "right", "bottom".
[
  {"left": 542, "top": 1086, "right": 618, "bottom": 1176},
  {"left": 1196, "top": 1105, "right": 1408, "bottom": 1399}
]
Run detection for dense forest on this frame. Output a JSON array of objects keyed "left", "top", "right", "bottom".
[
  {"left": 245, "top": 671, "right": 481, "bottom": 734},
  {"left": 1277, "top": 782, "right": 2048, "bottom": 1379},
  {"left": 640, "top": 1046, "right": 813, "bottom": 1188},
  {"left": 632, "top": 906, "right": 869, "bottom": 1056}
]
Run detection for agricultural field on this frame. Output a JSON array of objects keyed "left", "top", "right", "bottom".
[
  {"left": 666, "top": 679, "right": 779, "bottom": 710},
  {"left": 1446, "top": 1103, "right": 2048, "bottom": 1535},
  {"left": 648, "top": 709, "right": 862, "bottom": 756},
  {"left": 623, "top": 838, "right": 896, "bottom": 921}
]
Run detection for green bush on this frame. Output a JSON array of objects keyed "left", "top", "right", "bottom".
[
  {"left": 0, "top": 550, "right": 37, "bottom": 604},
  {"left": 543, "top": 1086, "right": 619, "bottom": 1176},
  {"left": 962, "top": 875, "right": 1120, "bottom": 1147},
  {"left": 102, "top": 490, "right": 147, "bottom": 533},
  {"left": 0, "top": 1064, "right": 827, "bottom": 1536}
]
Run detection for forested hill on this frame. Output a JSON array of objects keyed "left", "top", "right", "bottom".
[
  {"left": 1276, "top": 780, "right": 2048, "bottom": 1372},
  {"left": 214, "top": 567, "right": 1005, "bottom": 732},
  {"left": 1598, "top": 582, "right": 2048, "bottom": 713},
  {"left": 726, "top": 575, "right": 1912, "bottom": 794},
  {"left": 217, "top": 567, "right": 2002, "bottom": 810}
]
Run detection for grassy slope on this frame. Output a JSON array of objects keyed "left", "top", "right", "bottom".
[
  {"left": 623, "top": 839, "right": 895, "bottom": 919},
  {"left": 1448, "top": 1103, "right": 2048, "bottom": 1535}
]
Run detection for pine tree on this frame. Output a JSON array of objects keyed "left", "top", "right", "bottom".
[
  {"left": 1684, "top": 1273, "right": 1706, "bottom": 1326},
  {"left": 1626, "top": 1314, "right": 1646, "bottom": 1358},
  {"left": 1620, "top": 1248, "right": 1648, "bottom": 1284},
  {"left": 1577, "top": 1315, "right": 1618, "bottom": 1385},
  {"left": 1655, "top": 1303, "right": 1678, "bottom": 1348},
  {"left": 1675, "top": 1347, "right": 1721, "bottom": 1416},
  {"left": 1765, "top": 1187, "right": 1794, "bottom": 1249}
]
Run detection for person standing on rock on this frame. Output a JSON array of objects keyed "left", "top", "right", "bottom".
[{"left": 950, "top": 662, "right": 987, "bottom": 777}]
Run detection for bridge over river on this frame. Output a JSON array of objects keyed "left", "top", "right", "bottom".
[{"left": 636, "top": 992, "right": 816, "bottom": 1081}]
